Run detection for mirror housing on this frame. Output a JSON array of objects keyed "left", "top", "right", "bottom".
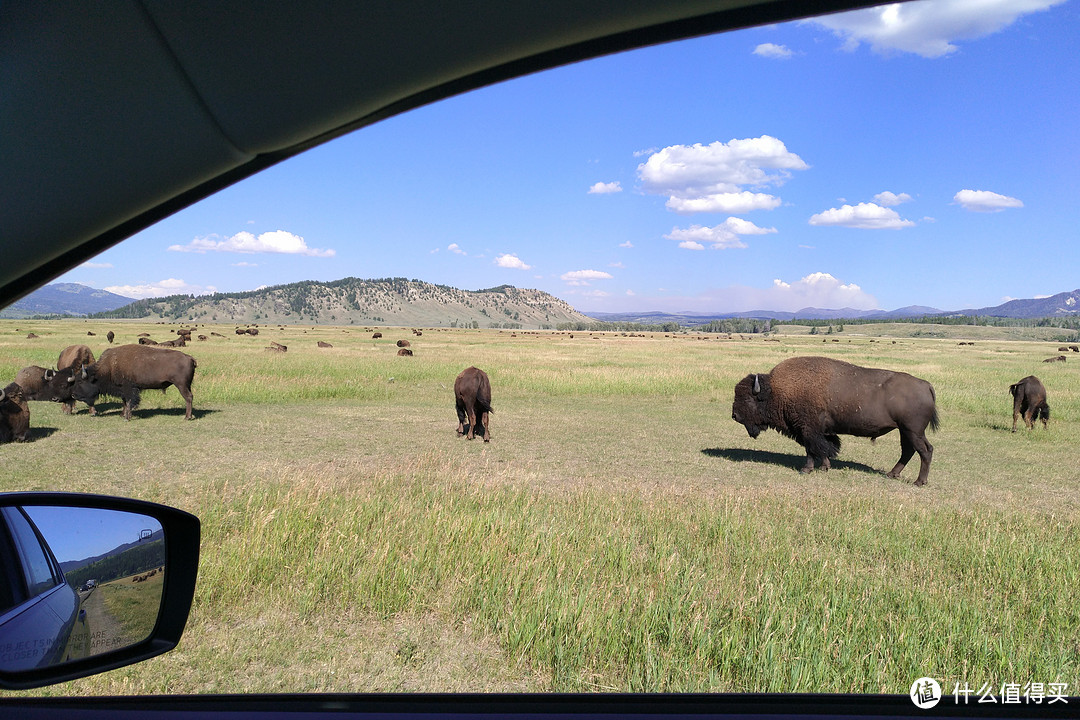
[{"left": 0, "top": 493, "right": 199, "bottom": 689}]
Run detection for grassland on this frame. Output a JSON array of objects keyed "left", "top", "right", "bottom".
[{"left": 0, "top": 319, "right": 1077, "bottom": 695}]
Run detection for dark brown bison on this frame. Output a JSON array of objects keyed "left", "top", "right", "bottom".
[
  {"left": 57, "top": 344, "right": 96, "bottom": 414},
  {"left": 138, "top": 337, "right": 158, "bottom": 345},
  {"left": 0, "top": 383, "right": 30, "bottom": 443},
  {"left": 1044, "top": 355, "right": 1066, "bottom": 363},
  {"left": 1009, "top": 376, "right": 1049, "bottom": 431},
  {"left": 396, "top": 347, "right": 413, "bottom": 356},
  {"left": 731, "top": 356, "right": 939, "bottom": 486},
  {"left": 107, "top": 330, "right": 115, "bottom": 343},
  {"left": 454, "top": 366, "right": 493, "bottom": 442},
  {"left": 65, "top": 344, "right": 198, "bottom": 420},
  {"left": 372, "top": 332, "right": 382, "bottom": 339},
  {"left": 14, "top": 366, "right": 56, "bottom": 400},
  {"left": 397, "top": 339, "right": 411, "bottom": 347},
  {"left": 246, "top": 327, "right": 259, "bottom": 336},
  {"left": 317, "top": 341, "right": 333, "bottom": 348}
]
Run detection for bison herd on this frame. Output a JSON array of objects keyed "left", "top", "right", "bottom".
[{"left": 2, "top": 330, "right": 1067, "bottom": 491}]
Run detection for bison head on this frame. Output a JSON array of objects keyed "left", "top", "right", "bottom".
[
  {"left": 69, "top": 366, "right": 102, "bottom": 405},
  {"left": 731, "top": 372, "right": 772, "bottom": 439},
  {"left": 43, "top": 367, "right": 79, "bottom": 405}
]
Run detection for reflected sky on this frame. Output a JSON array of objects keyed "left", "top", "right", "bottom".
[{"left": 21, "top": 506, "right": 163, "bottom": 565}]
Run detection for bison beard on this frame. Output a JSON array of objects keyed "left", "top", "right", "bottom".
[
  {"left": 454, "top": 366, "right": 493, "bottom": 442},
  {"left": 731, "top": 356, "right": 939, "bottom": 486}
]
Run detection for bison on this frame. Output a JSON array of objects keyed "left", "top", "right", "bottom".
[
  {"left": 372, "top": 332, "right": 383, "bottom": 339},
  {"left": 1009, "top": 376, "right": 1049, "bottom": 431},
  {"left": 107, "top": 330, "right": 115, "bottom": 343},
  {"left": 317, "top": 341, "right": 333, "bottom": 348},
  {"left": 396, "top": 347, "right": 413, "bottom": 356},
  {"left": 0, "top": 383, "right": 30, "bottom": 443},
  {"left": 57, "top": 344, "right": 96, "bottom": 414},
  {"left": 731, "top": 356, "right": 939, "bottom": 486},
  {"left": 65, "top": 344, "right": 198, "bottom": 421},
  {"left": 14, "top": 366, "right": 56, "bottom": 400},
  {"left": 454, "top": 366, "right": 493, "bottom": 442},
  {"left": 397, "top": 339, "right": 410, "bottom": 347}
]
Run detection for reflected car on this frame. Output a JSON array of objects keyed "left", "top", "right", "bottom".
[{"left": 0, "top": 506, "right": 80, "bottom": 672}]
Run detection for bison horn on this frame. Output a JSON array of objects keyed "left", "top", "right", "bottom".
[
  {"left": 81, "top": 365, "right": 88, "bottom": 379},
  {"left": 45, "top": 369, "right": 55, "bottom": 380},
  {"left": 752, "top": 374, "right": 760, "bottom": 395},
  {"left": 0, "top": 388, "right": 5, "bottom": 403}
]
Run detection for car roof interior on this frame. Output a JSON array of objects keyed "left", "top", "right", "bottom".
[{"left": 3, "top": 0, "right": 881, "bottom": 310}]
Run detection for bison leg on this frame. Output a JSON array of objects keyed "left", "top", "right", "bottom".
[
  {"left": 888, "top": 429, "right": 933, "bottom": 486},
  {"left": 465, "top": 403, "right": 477, "bottom": 440},
  {"left": 479, "top": 409, "right": 490, "bottom": 443},
  {"left": 178, "top": 384, "right": 194, "bottom": 420},
  {"left": 800, "top": 451, "right": 817, "bottom": 473},
  {"left": 61, "top": 401, "right": 73, "bottom": 415},
  {"left": 455, "top": 399, "right": 467, "bottom": 436}
]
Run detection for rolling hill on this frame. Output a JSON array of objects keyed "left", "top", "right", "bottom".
[{"left": 91, "top": 277, "right": 592, "bottom": 329}]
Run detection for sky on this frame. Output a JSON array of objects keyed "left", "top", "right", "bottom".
[
  {"left": 22, "top": 506, "right": 162, "bottom": 565},
  {"left": 59, "top": 0, "right": 1079, "bottom": 315}
]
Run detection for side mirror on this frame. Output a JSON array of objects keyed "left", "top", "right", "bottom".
[{"left": 0, "top": 493, "right": 199, "bottom": 689}]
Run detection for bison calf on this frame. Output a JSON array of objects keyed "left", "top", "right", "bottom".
[
  {"left": 454, "top": 366, "right": 493, "bottom": 442},
  {"left": 732, "top": 356, "right": 939, "bottom": 486},
  {"left": 1009, "top": 376, "right": 1049, "bottom": 431}
]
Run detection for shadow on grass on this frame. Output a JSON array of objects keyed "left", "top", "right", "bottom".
[
  {"left": 701, "top": 447, "right": 880, "bottom": 475},
  {"left": 87, "top": 403, "right": 216, "bottom": 420},
  {"left": 24, "top": 426, "right": 61, "bottom": 441}
]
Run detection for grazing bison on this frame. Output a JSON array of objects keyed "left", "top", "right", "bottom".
[
  {"left": 57, "top": 344, "right": 96, "bottom": 414},
  {"left": 0, "top": 383, "right": 30, "bottom": 443},
  {"left": 397, "top": 347, "right": 413, "bottom": 356},
  {"left": 107, "top": 330, "right": 115, "bottom": 343},
  {"left": 67, "top": 344, "right": 198, "bottom": 420},
  {"left": 731, "top": 356, "right": 939, "bottom": 486},
  {"left": 454, "top": 366, "right": 493, "bottom": 442},
  {"left": 1009, "top": 376, "right": 1049, "bottom": 431},
  {"left": 372, "top": 332, "right": 382, "bottom": 339},
  {"left": 14, "top": 366, "right": 56, "bottom": 400}
]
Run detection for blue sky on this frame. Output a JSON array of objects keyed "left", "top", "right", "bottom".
[
  {"left": 23, "top": 506, "right": 162, "bottom": 565},
  {"left": 61, "top": 0, "right": 1078, "bottom": 314}
]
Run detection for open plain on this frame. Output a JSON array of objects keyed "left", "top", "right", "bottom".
[{"left": 1, "top": 319, "right": 1077, "bottom": 695}]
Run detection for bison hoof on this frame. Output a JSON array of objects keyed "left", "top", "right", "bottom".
[{"left": 799, "top": 466, "right": 813, "bottom": 474}]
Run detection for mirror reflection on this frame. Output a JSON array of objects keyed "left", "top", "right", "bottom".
[{"left": 0, "top": 506, "right": 165, "bottom": 672}]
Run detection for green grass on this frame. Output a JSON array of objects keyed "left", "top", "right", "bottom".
[{"left": 0, "top": 320, "right": 1077, "bottom": 695}]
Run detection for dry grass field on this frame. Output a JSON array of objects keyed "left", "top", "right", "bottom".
[{"left": 0, "top": 319, "right": 1076, "bottom": 695}]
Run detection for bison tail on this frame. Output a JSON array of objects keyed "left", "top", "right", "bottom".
[
  {"left": 929, "top": 407, "right": 940, "bottom": 433},
  {"left": 477, "top": 398, "right": 494, "bottom": 414}
]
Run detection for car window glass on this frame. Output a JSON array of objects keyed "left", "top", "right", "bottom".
[{"left": 4, "top": 508, "right": 60, "bottom": 598}]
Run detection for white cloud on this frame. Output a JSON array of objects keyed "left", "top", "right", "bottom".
[
  {"left": 809, "top": 202, "right": 915, "bottom": 229},
  {"left": 753, "top": 43, "right": 794, "bottom": 59},
  {"left": 666, "top": 191, "right": 782, "bottom": 215},
  {"left": 638, "top": 136, "right": 808, "bottom": 215},
  {"left": 168, "top": 230, "right": 335, "bottom": 257},
  {"left": 954, "top": 189, "right": 1024, "bottom": 212},
  {"left": 80, "top": 261, "right": 113, "bottom": 269},
  {"left": 447, "top": 243, "right": 467, "bottom": 255},
  {"left": 609, "top": 262, "right": 625, "bottom": 269},
  {"left": 494, "top": 253, "right": 532, "bottom": 270},
  {"left": 665, "top": 218, "right": 776, "bottom": 250},
  {"left": 588, "top": 181, "right": 622, "bottom": 194},
  {"left": 104, "top": 278, "right": 217, "bottom": 300},
  {"left": 231, "top": 262, "right": 258, "bottom": 267},
  {"left": 809, "top": 0, "right": 1066, "bottom": 58},
  {"left": 561, "top": 269, "right": 614, "bottom": 286},
  {"left": 633, "top": 147, "right": 659, "bottom": 158},
  {"left": 619, "top": 240, "right": 634, "bottom": 248},
  {"left": 873, "top": 191, "right": 913, "bottom": 206}
]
